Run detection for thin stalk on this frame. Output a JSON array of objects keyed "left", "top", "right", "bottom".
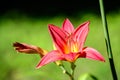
[
  {"left": 59, "top": 63, "right": 76, "bottom": 80},
  {"left": 99, "top": 0, "right": 118, "bottom": 80},
  {"left": 59, "top": 64, "right": 71, "bottom": 77},
  {"left": 71, "top": 62, "right": 76, "bottom": 80}
]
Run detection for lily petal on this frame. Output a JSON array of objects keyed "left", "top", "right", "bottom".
[
  {"left": 62, "top": 18, "right": 74, "bottom": 35},
  {"left": 36, "top": 50, "right": 64, "bottom": 69},
  {"left": 80, "top": 47, "right": 105, "bottom": 62},
  {"left": 13, "top": 42, "right": 47, "bottom": 57},
  {"left": 72, "top": 21, "right": 90, "bottom": 51},
  {"left": 48, "top": 24, "right": 67, "bottom": 53},
  {"left": 63, "top": 52, "right": 80, "bottom": 62}
]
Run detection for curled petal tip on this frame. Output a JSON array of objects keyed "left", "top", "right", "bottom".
[
  {"left": 101, "top": 58, "right": 105, "bottom": 62},
  {"left": 86, "top": 21, "right": 90, "bottom": 24},
  {"left": 81, "top": 47, "right": 105, "bottom": 62},
  {"left": 36, "top": 65, "right": 42, "bottom": 69}
]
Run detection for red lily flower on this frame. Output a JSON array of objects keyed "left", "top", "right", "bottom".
[{"left": 36, "top": 18, "right": 105, "bottom": 68}]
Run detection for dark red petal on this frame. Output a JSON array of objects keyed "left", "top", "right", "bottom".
[{"left": 48, "top": 24, "right": 67, "bottom": 53}]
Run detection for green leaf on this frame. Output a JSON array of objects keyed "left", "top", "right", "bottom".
[{"left": 78, "top": 73, "right": 98, "bottom": 80}]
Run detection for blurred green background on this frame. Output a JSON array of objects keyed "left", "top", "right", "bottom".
[{"left": 0, "top": 0, "right": 120, "bottom": 80}]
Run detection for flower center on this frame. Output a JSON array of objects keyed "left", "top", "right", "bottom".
[{"left": 65, "top": 36, "right": 79, "bottom": 54}]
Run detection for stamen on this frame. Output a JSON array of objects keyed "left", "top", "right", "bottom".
[{"left": 65, "top": 35, "right": 79, "bottom": 54}]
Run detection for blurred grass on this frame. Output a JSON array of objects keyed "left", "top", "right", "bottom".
[{"left": 0, "top": 11, "right": 120, "bottom": 80}]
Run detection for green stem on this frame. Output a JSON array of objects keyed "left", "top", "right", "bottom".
[
  {"left": 71, "top": 62, "right": 76, "bottom": 80},
  {"left": 99, "top": 0, "right": 118, "bottom": 80},
  {"left": 59, "top": 63, "right": 76, "bottom": 80},
  {"left": 59, "top": 64, "right": 71, "bottom": 77}
]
